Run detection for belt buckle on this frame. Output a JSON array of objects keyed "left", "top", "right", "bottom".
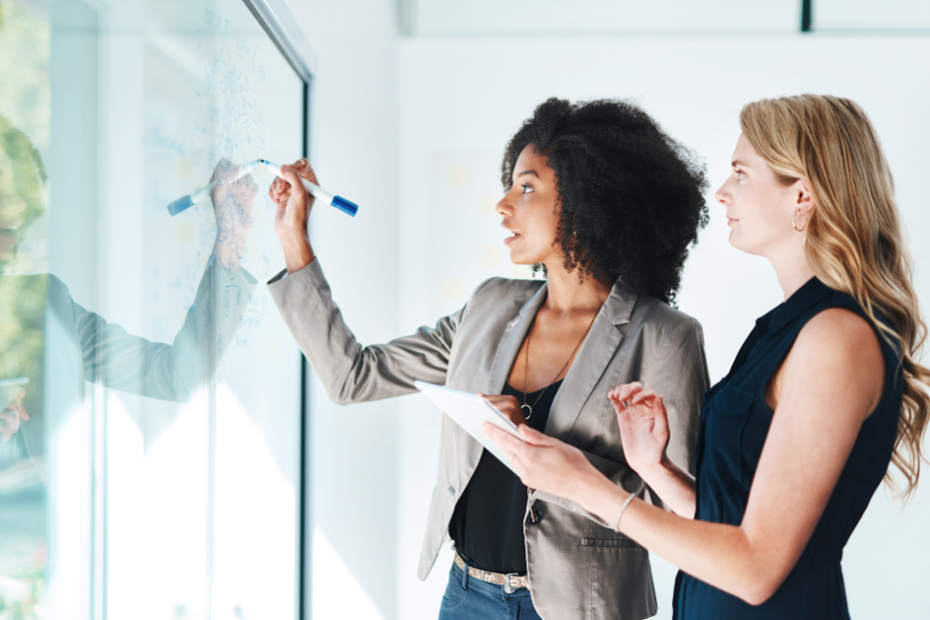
[{"left": 504, "top": 573, "right": 520, "bottom": 594}]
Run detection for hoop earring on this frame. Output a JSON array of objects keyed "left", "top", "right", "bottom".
[{"left": 793, "top": 209, "right": 807, "bottom": 232}]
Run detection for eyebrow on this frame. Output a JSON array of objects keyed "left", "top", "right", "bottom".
[
  {"left": 517, "top": 170, "right": 539, "bottom": 178},
  {"left": 731, "top": 160, "right": 749, "bottom": 168}
]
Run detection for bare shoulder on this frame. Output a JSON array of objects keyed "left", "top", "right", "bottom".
[
  {"left": 788, "top": 307, "right": 884, "bottom": 413},
  {"left": 797, "top": 307, "right": 882, "bottom": 362}
]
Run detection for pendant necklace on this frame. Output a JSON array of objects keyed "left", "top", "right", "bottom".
[{"left": 521, "top": 312, "right": 597, "bottom": 420}]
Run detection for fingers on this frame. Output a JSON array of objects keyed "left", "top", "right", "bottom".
[
  {"left": 269, "top": 177, "right": 290, "bottom": 204},
  {"left": 290, "top": 158, "right": 318, "bottom": 184},
  {"left": 631, "top": 388, "right": 656, "bottom": 406},
  {"left": 211, "top": 158, "right": 235, "bottom": 183},
  {"left": 280, "top": 167, "right": 307, "bottom": 202},
  {"left": 479, "top": 393, "right": 525, "bottom": 426},
  {"left": 517, "top": 424, "right": 556, "bottom": 446},
  {"left": 482, "top": 421, "right": 527, "bottom": 455}
]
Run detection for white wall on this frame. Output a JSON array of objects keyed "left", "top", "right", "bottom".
[
  {"left": 281, "top": 4, "right": 930, "bottom": 618},
  {"left": 394, "top": 35, "right": 930, "bottom": 620},
  {"left": 285, "top": 1, "right": 402, "bottom": 619}
]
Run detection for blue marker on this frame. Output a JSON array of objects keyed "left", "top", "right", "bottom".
[
  {"left": 256, "top": 160, "right": 358, "bottom": 217},
  {"left": 167, "top": 159, "right": 358, "bottom": 217}
]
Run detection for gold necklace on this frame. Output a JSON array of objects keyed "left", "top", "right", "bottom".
[{"left": 521, "top": 312, "right": 597, "bottom": 419}]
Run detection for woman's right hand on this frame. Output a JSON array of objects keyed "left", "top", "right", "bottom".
[
  {"left": 479, "top": 393, "right": 527, "bottom": 428},
  {"left": 609, "top": 382, "right": 671, "bottom": 477},
  {"left": 270, "top": 158, "right": 317, "bottom": 273}
]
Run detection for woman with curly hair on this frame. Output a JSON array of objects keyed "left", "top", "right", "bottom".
[
  {"left": 267, "top": 97, "right": 710, "bottom": 619},
  {"left": 487, "top": 95, "right": 930, "bottom": 619}
]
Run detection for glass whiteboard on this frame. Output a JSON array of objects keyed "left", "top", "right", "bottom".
[{"left": 0, "top": 0, "right": 310, "bottom": 618}]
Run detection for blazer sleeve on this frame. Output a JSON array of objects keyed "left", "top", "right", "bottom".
[
  {"left": 532, "top": 315, "right": 709, "bottom": 526},
  {"left": 637, "top": 316, "right": 708, "bottom": 501},
  {"left": 267, "top": 258, "right": 467, "bottom": 405},
  {"left": 74, "top": 255, "right": 258, "bottom": 401}
]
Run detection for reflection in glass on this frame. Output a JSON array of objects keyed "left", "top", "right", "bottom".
[{"left": 0, "top": 0, "right": 306, "bottom": 617}]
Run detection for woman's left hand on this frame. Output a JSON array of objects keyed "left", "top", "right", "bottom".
[{"left": 482, "top": 421, "right": 599, "bottom": 501}]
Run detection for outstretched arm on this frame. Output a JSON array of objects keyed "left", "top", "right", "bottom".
[
  {"left": 486, "top": 308, "right": 884, "bottom": 604},
  {"left": 75, "top": 160, "right": 258, "bottom": 401},
  {"left": 266, "top": 159, "right": 472, "bottom": 405}
]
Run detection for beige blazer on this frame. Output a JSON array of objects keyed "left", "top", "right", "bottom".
[{"left": 268, "top": 259, "right": 708, "bottom": 620}]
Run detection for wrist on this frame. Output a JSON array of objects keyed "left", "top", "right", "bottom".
[
  {"left": 280, "top": 235, "right": 314, "bottom": 274},
  {"left": 635, "top": 453, "right": 673, "bottom": 482},
  {"left": 213, "top": 242, "right": 242, "bottom": 273},
  {"left": 575, "top": 467, "right": 623, "bottom": 522}
]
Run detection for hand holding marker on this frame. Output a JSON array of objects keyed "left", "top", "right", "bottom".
[{"left": 167, "top": 159, "right": 358, "bottom": 217}]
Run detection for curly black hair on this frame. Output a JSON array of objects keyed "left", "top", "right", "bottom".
[{"left": 502, "top": 98, "right": 709, "bottom": 304}]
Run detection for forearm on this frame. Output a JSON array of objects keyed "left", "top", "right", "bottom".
[
  {"left": 638, "top": 455, "right": 697, "bottom": 518},
  {"left": 268, "top": 258, "right": 458, "bottom": 404},
  {"left": 577, "top": 472, "right": 775, "bottom": 605},
  {"left": 530, "top": 448, "right": 647, "bottom": 527},
  {"left": 280, "top": 231, "right": 314, "bottom": 274}
]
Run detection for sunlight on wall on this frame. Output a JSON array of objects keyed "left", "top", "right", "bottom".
[{"left": 313, "top": 527, "right": 386, "bottom": 620}]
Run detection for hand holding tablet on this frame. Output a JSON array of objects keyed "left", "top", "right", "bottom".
[{"left": 414, "top": 381, "right": 522, "bottom": 474}]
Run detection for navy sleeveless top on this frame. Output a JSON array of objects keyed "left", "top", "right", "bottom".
[{"left": 673, "top": 278, "right": 903, "bottom": 619}]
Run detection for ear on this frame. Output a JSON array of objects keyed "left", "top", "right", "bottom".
[{"left": 794, "top": 178, "right": 815, "bottom": 218}]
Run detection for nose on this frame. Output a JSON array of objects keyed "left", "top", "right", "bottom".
[
  {"left": 714, "top": 179, "right": 732, "bottom": 207},
  {"left": 496, "top": 191, "right": 515, "bottom": 217}
]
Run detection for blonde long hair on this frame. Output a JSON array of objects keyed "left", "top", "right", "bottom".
[{"left": 740, "top": 94, "right": 930, "bottom": 500}]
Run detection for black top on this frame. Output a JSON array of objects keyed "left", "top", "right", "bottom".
[
  {"left": 448, "top": 380, "right": 562, "bottom": 574},
  {"left": 673, "top": 278, "right": 903, "bottom": 619}
]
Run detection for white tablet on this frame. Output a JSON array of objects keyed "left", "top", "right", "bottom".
[{"left": 414, "top": 381, "right": 522, "bottom": 475}]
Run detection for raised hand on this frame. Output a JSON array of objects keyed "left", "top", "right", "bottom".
[
  {"left": 270, "top": 158, "right": 316, "bottom": 273},
  {"left": 0, "top": 389, "right": 28, "bottom": 442},
  {"left": 609, "top": 382, "right": 670, "bottom": 476},
  {"left": 211, "top": 158, "right": 257, "bottom": 272}
]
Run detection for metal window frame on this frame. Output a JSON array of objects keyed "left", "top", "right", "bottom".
[{"left": 240, "top": 3, "right": 316, "bottom": 619}]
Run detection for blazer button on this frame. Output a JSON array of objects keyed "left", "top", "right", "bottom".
[{"left": 527, "top": 508, "right": 543, "bottom": 525}]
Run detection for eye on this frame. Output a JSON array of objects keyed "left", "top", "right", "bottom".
[
  {"left": 735, "top": 168, "right": 745, "bottom": 180},
  {"left": 521, "top": 184, "right": 534, "bottom": 194}
]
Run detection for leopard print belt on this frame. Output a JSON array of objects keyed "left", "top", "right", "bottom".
[{"left": 453, "top": 549, "right": 530, "bottom": 593}]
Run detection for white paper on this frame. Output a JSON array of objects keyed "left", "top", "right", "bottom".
[{"left": 414, "top": 381, "right": 523, "bottom": 474}]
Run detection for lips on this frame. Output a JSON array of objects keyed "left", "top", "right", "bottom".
[{"left": 504, "top": 231, "right": 520, "bottom": 245}]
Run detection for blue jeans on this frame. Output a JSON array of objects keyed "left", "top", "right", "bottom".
[{"left": 438, "top": 561, "right": 543, "bottom": 620}]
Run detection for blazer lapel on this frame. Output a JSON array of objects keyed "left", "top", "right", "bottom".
[
  {"left": 546, "top": 279, "right": 638, "bottom": 439},
  {"left": 486, "top": 283, "right": 549, "bottom": 394}
]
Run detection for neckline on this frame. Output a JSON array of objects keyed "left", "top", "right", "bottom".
[
  {"left": 767, "top": 276, "right": 834, "bottom": 333},
  {"left": 505, "top": 379, "right": 564, "bottom": 397}
]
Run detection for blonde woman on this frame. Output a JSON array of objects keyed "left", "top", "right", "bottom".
[{"left": 486, "top": 94, "right": 930, "bottom": 619}]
